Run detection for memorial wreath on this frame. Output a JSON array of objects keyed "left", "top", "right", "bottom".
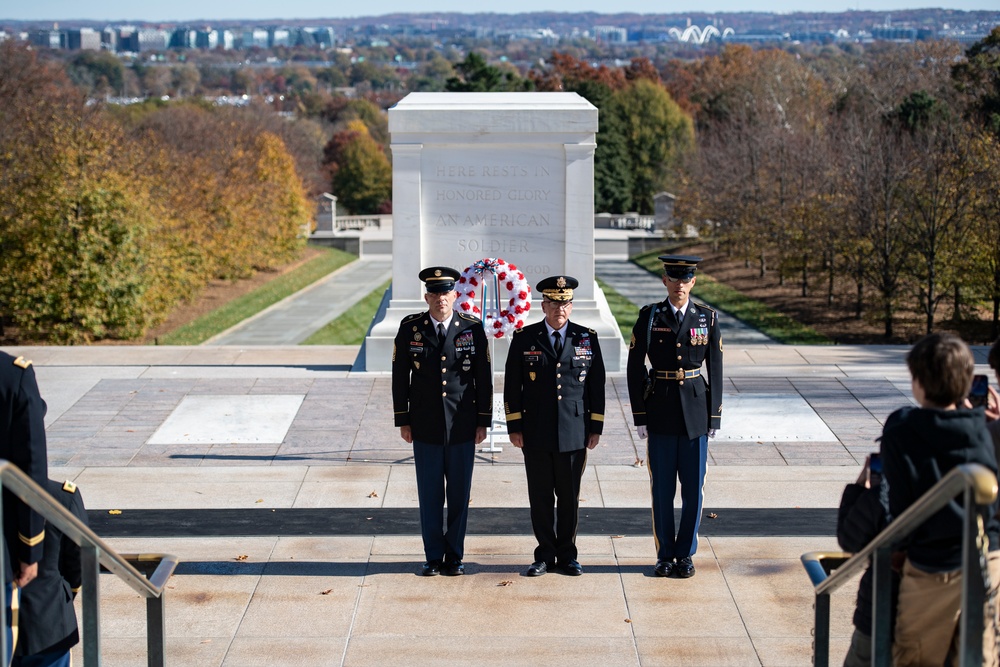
[{"left": 455, "top": 258, "right": 531, "bottom": 339}]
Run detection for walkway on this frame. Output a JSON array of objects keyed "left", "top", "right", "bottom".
[{"left": 205, "top": 257, "right": 392, "bottom": 346}]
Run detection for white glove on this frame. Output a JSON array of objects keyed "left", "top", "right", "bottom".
[
  {"left": 708, "top": 429, "right": 717, "bottom": 439},
  {"left": 637, "top": 425, "right": 648, "bottom": 439}
]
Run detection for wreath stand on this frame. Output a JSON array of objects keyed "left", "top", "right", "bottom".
[{"left": 455, "top": 258, "right": 532, "bottom": 454}]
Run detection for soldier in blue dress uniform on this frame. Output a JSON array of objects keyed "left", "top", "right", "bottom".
[
  {"left": 12, "top": 479, "right": 87, "bottom": 667},
  {"left": 392, "top": 267, "right": 493, "bottom": 577},
  {"left": 626, "top": 256, "right": 722, "bottom": 579},
  {"left": 0, "top": 351, "right": 48, "bottom": 664},
  {"left": 504, "top": 276, "right": 606, "bottom": 577}
]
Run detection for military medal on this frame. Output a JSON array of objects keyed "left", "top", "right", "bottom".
[
  {"left": 529, "top": 371, "right": 536, "bottom": 381},
  {"left": 414, "top": 333, "right": 421, "bottom": 341}
]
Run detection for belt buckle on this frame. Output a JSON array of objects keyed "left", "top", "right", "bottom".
[{"left": 670, "top": 369, "right": 682, "bottom": 381}]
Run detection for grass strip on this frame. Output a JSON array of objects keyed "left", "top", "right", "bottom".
[
  {"left": 596, "top": 278, "right": 640, "bottom": 343},
  {"left": 302, "top": 279, "right": 392, "bottom": 345},
  {"left": 632, "top": 248, "right": 831, "bottom": 345},
  {"left": 156, "top": 246, "right": 356, "bottom": 345}
]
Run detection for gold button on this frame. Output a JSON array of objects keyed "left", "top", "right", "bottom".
[
  {"left": 556, "top": 363, "right": 561, "bottom": 368},
  {"left": 441, "top": 368, "right": 446, "bottom": 373},
  {"left": 441, "top": 356, "right": 446, "bottom": 361},
  {"left": 556, "top": 374, "right": 561, "bottom": 378},
  {"left": 676, "top": 343, "right": 681, "bottom": 348},
  {"left": 557, "top": 385, "right": 562, "bottom": 389},
  {"left": 677, "top": 355, "right": 682, "bottom": 360},
  {"left": 442, "top": 392, "right": 447, "bottom": 397},
  {"left": 679, "top": 381, "right": 684, "bottom": 386},
  {"left": 442, "top": 381, "right": 447, "bottom": 386},
  {"left": 557, "top": 395, "right": 562, "bottom": 400}
]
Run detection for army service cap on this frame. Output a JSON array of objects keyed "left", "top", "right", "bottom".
[
  {"left": 658, "top": 254, "right": 702, "bottom": 280},
  {"left": 537, "top": 275, "right": 578, "bottom": 302},
  {"left": 418, "top": 266, "right": 461, "bottom": 293}
]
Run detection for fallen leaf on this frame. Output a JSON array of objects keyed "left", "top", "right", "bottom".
[
  {"left": 320, "top": 589, "right": 333, "bottom": 595},
  {"left": 633, "top": 458, "right": 645, "bottom": 467},
  {"left": 200, "top": 639, "right": 212, "bottom": 644},
  {"left": 579, "top": 498, "right": 587, "bottom": 502},
  {"left": 707, "top": 512, "right": 718, "bottom": 519},
  {"left": 108, "top": 509, "right": 122, "bottom": 515},
  {"left": 368, "top": 490, "right": 378, "bottom": 498},
  {"left": 625, "top": 618, "right": 632, "bottom": 623},
  {"left": 610, "top": 534, "right": 624, "bottom": 539},
  {"left": 498, "top": 580, "right": 514, "bottom": 587},
  {"left": 235, "top": 555, "right": 248, "bottom": 561},
  {"left": 255, "top": 499, "right": 263, "bottom": 503}
]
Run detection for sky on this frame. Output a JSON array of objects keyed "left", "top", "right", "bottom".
[{"left": 4, "top": 0, "right": 997, "bottom": 22}]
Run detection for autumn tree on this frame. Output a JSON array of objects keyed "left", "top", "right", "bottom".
[{"left": 324, "top": 119, "right": 392, "bottom": 214}]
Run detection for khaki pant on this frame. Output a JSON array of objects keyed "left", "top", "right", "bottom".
[{"left": 893, "top": 552, "right": 1000, "bottom": 667}]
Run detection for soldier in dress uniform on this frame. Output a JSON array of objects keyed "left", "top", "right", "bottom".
[
  {"left": 13, "top": 479, "right": 87, "bottom": 667},
  {"left": 504, "top": 276, "right": 606, "bottom": 577},
  {"left": 626, "top": 255, "right": 722, "bottom": 579},
  {"left": 0, "top": 351, "right": 48, "bottom": 665},
  {"left": 392, "top": 267, "right": 492, "bottom": 577}
]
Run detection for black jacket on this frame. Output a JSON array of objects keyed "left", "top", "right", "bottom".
[
  {"left": 880, "top": 406, "right": 1000, "bottom": 571},
  {"left": 16, "top": 479, "right": 87, "bottom": 657},
  {"left": 0, "top": 352, "right": 48, "bottom": 582},
  {"left": 626, "top": 299, "right": 722, "bottom": 439},
  {"left": 504, "top": 321, "right": 606, "bottom": 452},
  {"left": 837, "top": 482, "right": 898, "bottom": 634},
  {"left": 392, "top": 311, "right": 492, "bottom": 444}
]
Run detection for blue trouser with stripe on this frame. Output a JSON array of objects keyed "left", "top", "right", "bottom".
[{"left": 647, "top": 433, "right": 708, "bottom": 561}]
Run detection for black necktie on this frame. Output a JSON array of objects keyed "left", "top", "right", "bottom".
[
  {"left": 553, "top": 331, "right": 563, "bottom": 356},
  {"left": 674, "top": 309, "right": 683, "bottom": 330},
  {"left": 437, "top": 323, "right": 446, "bottom": 345}
]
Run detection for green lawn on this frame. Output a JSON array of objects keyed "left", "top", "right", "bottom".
[
  {"left": 596, "top": 278, "right": 640, "bottom": 343},
  {"left": 631, "top": 248, "right": 831, "bottom": 345},
  {"left": 302, "top": 279, "right": 391, "bottom": 345},
  {"left": 156, "top": 246, "right": 356, "bottom": 345}
]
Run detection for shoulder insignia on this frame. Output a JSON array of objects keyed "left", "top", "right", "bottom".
[
  {"left": 401, "top": 313, "right": 423, "bottom": 323},
  {"left": 63, "top": 480, "right": 77, "bottom": 494},
  {"left": 640, "top": 304, "right": 653, "bottom": 312},
  {"left": 694, "top": 300, "right": 716, "bottom": 314},
  {"left": 12, "top": 356, "right": 31, "bottom": 369},
  {"left": 588, "top": 328, "right": 597, "bottom": 334},
  {"left": 457, "top": 312, "right": 479, "bottom": 322},
  {"left": 513, "top": 327, "right": 524, "bottom": 334}
]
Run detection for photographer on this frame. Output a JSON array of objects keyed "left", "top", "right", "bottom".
[{"left": 879, "top": 333, "right": 1000, "bottom": 667}]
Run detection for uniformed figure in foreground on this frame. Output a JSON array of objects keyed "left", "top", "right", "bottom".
[
  {"left": 392, "top": 267, "right": 492, "bottom": 576},
  {"left": 13, "top": 479, "right": 88, "bottom": 667},
  {"left": 505, "top": 276, "right": 605, "bottom": 577},
  {"left": 0, "top": 351, "right": 48, "bottom": 665},
  {"left": 627, "top": 255, "right": 722, "bottom": 579}
]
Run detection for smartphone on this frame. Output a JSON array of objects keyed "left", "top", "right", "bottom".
[
  {"left": 969, "top": 374, "right": 989, "bottom": 409},
  {"left": 868, "top": 452, "right": 882, "bottom": 487}
]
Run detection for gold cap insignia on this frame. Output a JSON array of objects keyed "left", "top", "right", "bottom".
[{"left": 556, "top": 276, "right": 567, "bottom": 288}]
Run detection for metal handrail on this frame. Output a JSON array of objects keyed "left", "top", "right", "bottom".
[
  {"left": 0, "top": 460, "right": 178, "bottom": 666},
  {"left": 802, "top": 462, "right": 998, "bottom": 667}
]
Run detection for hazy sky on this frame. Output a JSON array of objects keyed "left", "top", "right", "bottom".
[{"left": 5, "top": 0, "right": 998, "bottom": 22}]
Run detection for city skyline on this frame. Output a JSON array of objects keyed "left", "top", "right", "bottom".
[{"left": 6, "top": 0, "right": 999, "bottom": 22}]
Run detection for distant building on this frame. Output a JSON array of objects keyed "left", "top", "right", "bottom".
[
  {"left": 269, "top": 27, "right": 292, "bottom": 47},
  {"left": 594, "top": 25, "right": 628, "bottom": 43},
  {"left": 298, "top": 27, "right": 335, "bottom": 47},
  {"left": 66, "top": 27, "right": 100, "bottom": 50},
  {"left": 170, "top": 29, "right": 198, "bottom": 49},
  {"left": 242, "top": 28, "right": 269, "bottom": 49},
  {"left": 29, "top": 29, "right": 64, "bottom": 49}
]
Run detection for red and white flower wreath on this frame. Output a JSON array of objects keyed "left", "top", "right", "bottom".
[{"left": 455, "top": 258, "right": 532, "bottom": 339}]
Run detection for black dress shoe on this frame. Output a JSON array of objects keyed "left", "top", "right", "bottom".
[
  {"left": 674, "top": 556, "right": 695, "bottom": 578},
  {"left": 421, "top": 560, "right": 442, "bottom": 576},
  {"left": 559, "top": 559, "right": 583, "bottom": 576},
  {"left": 442, "top": 559, "right": 465, "bottom": 576},
  {"left": 526, "top": 560, "right": 550, "bottom": 577},
  {"left": 654, "top": 559, "right": 674, "bottom": 577}
]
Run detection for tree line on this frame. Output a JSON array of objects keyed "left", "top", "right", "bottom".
[
  {"left": 0, "top": 42, "right": 313, "bottom": 343},
  {"left": 665, "top": 30, "right": 1000, "bottom": 340}
]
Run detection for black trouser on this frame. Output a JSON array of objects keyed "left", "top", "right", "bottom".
[{"left": 522, "top": 447, "right": 587, "bottom": 564}]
